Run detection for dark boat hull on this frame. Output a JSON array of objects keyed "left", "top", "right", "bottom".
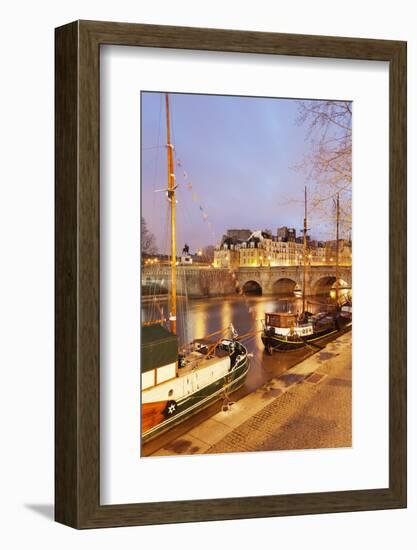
[
  {"left": 261, "top": 324, "right": 338, "bottom": 352},
  {"left": 261, "top": 311, "right": 353, "bottom": 352},
  {"left": 141, "top": 343, "right": 250, "bottom": 443}
]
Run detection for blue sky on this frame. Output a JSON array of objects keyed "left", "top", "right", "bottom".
[{"left": 141, "top": 91, "right": 333, "bottom": 255}]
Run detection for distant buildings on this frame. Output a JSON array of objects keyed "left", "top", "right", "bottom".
[
  {"left": 213, "top": 234, "right": 242, "bottom": 269},
  {"left": 213, "top": 227, "right": 352, "bottom": 268},
  {"left": 277, "top": 226, "right": 296, "bottom": 242},
  {"left": 226, "top": 229, "right": 252, "bottom": 241}
]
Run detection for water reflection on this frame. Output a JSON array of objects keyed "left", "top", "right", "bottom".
[
  {"left": 141, "top": 295, "right": 330, "bottom": 345},
  {"left": 141, "top": 295, "right": 329, "bottom": 392}
]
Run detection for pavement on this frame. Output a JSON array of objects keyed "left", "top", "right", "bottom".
[{"left": 151, "top": 331, "right": 352, "bottom": 456}]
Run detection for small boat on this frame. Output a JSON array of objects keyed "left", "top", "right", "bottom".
[
  {"left": 261, "top": 188, "right": 350, "bottom": 353},
  {"left": 142, "top": 324, "right": 249, "bottom": 440},
  {"left": 141, "top": 93, "right": 250, "bottom": 442},
  {"left": 261, "top": 311, "right": 339, "bottom": 352}
]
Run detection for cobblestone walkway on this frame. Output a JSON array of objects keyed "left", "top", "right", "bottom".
[{"left": 207, "top": 341, "right": 352, "bottom": 454}]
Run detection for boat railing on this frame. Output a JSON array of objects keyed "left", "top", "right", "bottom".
[{"left": 297, "top": 320, "right": 313, "bottom": 327}]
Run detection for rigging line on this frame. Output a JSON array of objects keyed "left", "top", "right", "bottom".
[
  {"left": 177, "top": 262, "right": 185, "bottom": 344},
  {"left": 151, "top": 203, "right": 170, "bottom": 323},
  {"left": 141, "top": 253, "right": 153, "bottom": 323},
  {"left": 199, "top": 326, "right": 231, "bottom": 340},
  {"left": 180, "top": 266, "right": 188, "bottom": 347},
  {"left": 172, "top": 146, "right": 217, "bottom": 244},
  {"left": 170, "top": 93, "right": 178, "bottom": 166},
  {"left": 150, "top": 94, "right": 164, "bottom": 237},
  {"left": 237, "top": 328, "right": 263, "bottom": 341},
  {"left": 153, "top": 93, "right": 163, "bottom": 187},
  {"left": 164, "top": 201, "right": 171, "bottom": 326},
  {"left": 175, "top": 263, "right": 186, "bottom": 345},
  {"left": 149, "top": 273, "right": 158, "bottom": 323},
  {"left": 177, "top": 189, "right": 221, "bottom": 340},
  {"left": 181, "top": 182, "right": 208, "bottom": 253},
  {"left": 183, "top": 262, "right": 190, "bottom": 346},
  {"left": 179, "top": 184, "right": 207, "bottom": 260},
  {"left": 237, "top": 335, "right": 258, "bottom": 348},
  {"left": 184, "top": 263, "right": 191, "bottom": 343},
  {"left": 150, "top": 204, "right": 168, "bottom": 322},
  {"left": 142, "top": 97, "right": 174, "bottom": 328},
  {"left": 142, "top": 100, "right": 165, "bottom": 326},
  {"left": 147, "top": 203, "right": 169, "bottom": 325},
  {"left": 176, "top": 187, "right": 198, "bottom": 346},
  {"left": 142, "top": 145, "right": 166, "bottom": 151}
]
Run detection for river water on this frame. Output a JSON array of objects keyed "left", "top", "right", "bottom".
[{"left": 141, "top": 294, "right": 345, "bottom": 455}]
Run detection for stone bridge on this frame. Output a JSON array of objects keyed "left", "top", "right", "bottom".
[
  {"left": 236, "top": 265, "right": 351, "bottom": 296},
  {"left": 142, "top": 265, "right": 236, "bottom": 298},
  {"left": 142, "top": 264, "right": 351, "bottom": 298}
]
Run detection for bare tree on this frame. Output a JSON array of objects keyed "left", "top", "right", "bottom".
[
  {"left": 141, "top": 216, "right": 158, "bottom": 255},
  {"left": 297, "top": 100, "right": 352, "bottom": 235}
]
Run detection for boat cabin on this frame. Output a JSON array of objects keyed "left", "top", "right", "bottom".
[
  {"left": 265, "top": 312, "right": 314, "bottom": 338},
  {"left": 141, "top": 324, "right": 178, "bottom": 390},
  {"left": 265, "top": 312, "right": 297, "bottom": 328}
]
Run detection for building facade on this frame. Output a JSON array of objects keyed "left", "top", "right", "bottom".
[
  {"left": 213, "top": 235, "right": 242, "bottom": 268},
  {"left": 213, "top": 227, "right": 352, "bottom": 269}
]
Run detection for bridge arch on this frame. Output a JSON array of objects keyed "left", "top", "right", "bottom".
[
  {"left": 272, "top": 277, "right": 298, "bottom": 296},
  {"left": 314, "top": 276, "right": 336, "bottom": 296},
  {"left": 242, "top": 280, "right": 262, "bottom": 296},
  {"left": 313, "top": 276, "right": 351, "bottom": 298}
]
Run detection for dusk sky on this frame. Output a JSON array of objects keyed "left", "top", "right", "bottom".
[{"left": 141, "top": 91, "right": 338, "bottom": 255}]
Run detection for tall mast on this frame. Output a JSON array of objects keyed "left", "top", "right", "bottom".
[
  {"left": 335, "top": 192, "right": 340, "bottom": 305},
  {"left": 302, "top": 186, "right": 307, "bottom": 314},
  {"left": 165, "top": 93, "right": 177, "bottom": 334}
]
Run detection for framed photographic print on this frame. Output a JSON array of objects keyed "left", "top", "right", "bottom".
[{"left": 55, "top": 20, "right": 406, "bottom": 528}]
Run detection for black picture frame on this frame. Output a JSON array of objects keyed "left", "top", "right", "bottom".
[{"left": 55, "top": 20, "right": 407, "bottom": 528}]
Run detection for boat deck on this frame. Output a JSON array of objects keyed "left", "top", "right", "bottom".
[{"left": 178, "top": 349, "right": 230, "bottom": 376}]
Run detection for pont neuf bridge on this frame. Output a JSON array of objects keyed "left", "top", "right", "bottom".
[{"left": 142, "top": 264, "right": 352, "bottom": 298}]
